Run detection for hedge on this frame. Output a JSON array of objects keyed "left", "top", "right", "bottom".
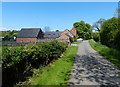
[
  {"left": 2, "top": 40, "right": 67, "bottom": 87},
  {"left": 100, "top": 17, "right": 120, "bottom": 51}
]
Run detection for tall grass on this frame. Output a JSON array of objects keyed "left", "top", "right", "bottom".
[{"left": 89, "top": 39, "right": 120, "bottom": 68}]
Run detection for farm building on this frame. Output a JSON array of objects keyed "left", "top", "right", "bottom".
[
  {"left": 16, "top": 28, "right": 44, "bottom": 42},
  {"left": 44, "top": 31, "right": 63, "bottom": 39},
  {"left": 16, "top": 27, "right": 77, "bottom": 42},
  {"left": 70, "top": 27, "right": 77, "bottom": 36},
  {"left": 57, "top": 28, "right": 77, "bottom": 40}
]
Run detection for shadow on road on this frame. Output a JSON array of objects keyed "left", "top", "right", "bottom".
[{"left": 68, "top": 52, "right": 120, "bottom": 86}]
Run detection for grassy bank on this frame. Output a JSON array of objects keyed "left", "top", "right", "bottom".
[
  {"left": 21, "top": 46, "right": 78, "bottom": 86},
  {"left": 89, "top": 39, "right": 120, "bottom": 68},
  {"left": 72, "top": 41, "right": 82, "bottom": 44}
]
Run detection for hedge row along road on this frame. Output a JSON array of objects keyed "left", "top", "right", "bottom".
[
  {"left": 2, "top": 41, "right": 67, "bottom": 87},
  {"left": 68, "top": 40, "right": 120, "bottom": 86}
]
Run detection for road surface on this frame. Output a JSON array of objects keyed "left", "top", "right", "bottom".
[{"left": 68, "top": 40, "right": 120, "bottom": 86}]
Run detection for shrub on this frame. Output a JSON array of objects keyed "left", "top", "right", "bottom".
[
  {"left": 93, "top": 32, "right": 100, "bottom": 42},
  {"left": 2, "top": 46, "right": 26, "bottom": 68},
  {"left": 100, "top": 17, "right": 120, "bottom": 50},
  {"left": 2, "top": 41, "right": 67, "bottom": 86}
]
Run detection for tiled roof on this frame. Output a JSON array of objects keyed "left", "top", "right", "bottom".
[
  {"left": 70, "top": 28, "right": 77, "bottom": 36},
  {"left": 61, "top": 29, "right": 74, "bottom": 38},
  {"left": 44, "top": 31, "right": 63, "bottom": 38},
  {"left": 17, "top": 28, "right": 43, "bottom": 38}
]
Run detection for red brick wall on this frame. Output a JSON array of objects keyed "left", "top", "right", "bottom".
[
  {"left": 16, "top": 38, "right": 38, "bottom": 42},
  {"left": 70, "top": 28, "right": 77, "bottom": 36},
  {"left": 58, "top": 34, "right": 70, "bottom": 40}
]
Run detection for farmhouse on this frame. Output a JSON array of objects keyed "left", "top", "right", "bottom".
[
  {"left": 70, "top": 28, "right": 77, "bottom": 36},
  {"left": 57, "top": 28, "right": 77, "bottom": 40},
  {"left": 16, "top": 27, "right": 77, "bottom": 42},
  {"left": 16, "top": 28, "right": 44, "bottom": 42}
]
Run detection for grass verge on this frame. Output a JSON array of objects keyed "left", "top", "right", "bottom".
[
  {"left": 72, "top": 41, "right": 82, "bottom": 44},
  {"left": 89, "top": 39, "right": 120, "bottom": 68},
  {"left": 21, "top": 46, "right": 78, "bottom": 86}
]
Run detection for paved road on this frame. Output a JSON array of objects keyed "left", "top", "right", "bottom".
[{"left": 68, "top": 40, "right": 120, "bottom": 86}]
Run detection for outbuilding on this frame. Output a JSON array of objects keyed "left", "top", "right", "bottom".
[{"left": 16, "top": 28, "right": 44, "bottom": 42}]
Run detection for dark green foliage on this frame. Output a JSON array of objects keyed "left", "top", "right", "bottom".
[
  {"left": 100, "top": 17, "right": 120, "bottom": 50},
  {"left": 70, "top": 36, "right": 79, "bottom": 42},
  {"left": 93, "top": 32, "right": 100, "bottom": 42},
  {"left": 113, "top": 29, "right": 120, "bottom": 51},
  {"left": 1, "top": 30, "right": 19, "bottom": 39},
  {"left": 2, "top": 46, "right": 26, "bottom": 68},
  {"left": 75, "top": 35, "right": 79, "bottom": 41},
  {"left": 73, "top": 21, "right": 92, "bottom": 40},
  {"left": 2, "top": 40, "right": 67, "bottom": 86}
]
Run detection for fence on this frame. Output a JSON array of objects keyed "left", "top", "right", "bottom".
[{"left": 2, "top": 39, "right": 70, "bottom": 46}]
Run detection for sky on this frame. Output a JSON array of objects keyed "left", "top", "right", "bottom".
[
  {"left": 1, "top": 0, "right": 119, "bottom": 2},
  {"left": 2, "top": 2, "right": 118, "bottom": 31}
]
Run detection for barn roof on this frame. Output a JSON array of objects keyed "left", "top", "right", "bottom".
[
  {"left": 44, "top": 31, "right": 63, "bottom": 38},
  {"left": 17, "top": 28, "right": 43, "bottom": 38},
  {"left": 61, "top": 29, "right": 74, "bottom": 38}
]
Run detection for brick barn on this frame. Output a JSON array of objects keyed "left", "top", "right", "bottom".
[
  {"left": 70, "top": 28, "right": 77, "bottom": 36},
  {"left": 16, "top": 28, "right": 44, "bottom": 42},
  {"left": 57, "top": 28, "right": 77, "bottom": 40}
]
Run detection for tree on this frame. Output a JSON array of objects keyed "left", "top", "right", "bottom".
[
  {"left": 100, "top": 17, "right": 120, "bottom": 50},
  {"left": 114, "top": 8, "right": 120, "bottom": 18},
  {"left": 2, "top": 30, "right": 19, "bottom": 39},
  {"left": 44, "top": 26, "right": 51, "bottom": 32},
  {"left": 73, "top": 21, "right": 92, "bottom": 40},
  {"left": 92, "top": 18, "right": 106, "bottom": 32},
  {"left": 86, "top": 23, "right": 91, "bottom": 29},
  {"left": 92, "top": 32, "right": 100, "bottom": 42},
  {"left": 56, "top": 30, "right": 59, "bottom": 32}
]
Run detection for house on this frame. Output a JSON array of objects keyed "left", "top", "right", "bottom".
[
  {"left": 16, "top": 27, "right": 77, "bottom": 42},
  {"left": 70, "top": 28, "right": 77, "bottom": 36},
  {"left": 57, "top": 34, "right": 70, "bottom": 40},
  {"left": 57, "top": 28, "right": 77, "bottom": 40},
  {"left": 61, "top": 29, "right": 74, "bottom": 38},
  {"left": 16, "top": 28, "right": 44, "bottom": 42}
]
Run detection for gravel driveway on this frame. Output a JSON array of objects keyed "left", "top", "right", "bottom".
[{"left": 68, "top": 40, "right": 120, "bottom": 86}]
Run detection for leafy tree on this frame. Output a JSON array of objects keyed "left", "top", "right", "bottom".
[
  {"left": 73, "top": 21, "right": 92, "bottom": 40},
  {"left": 86, "top": 23, "right": 91, "bottom": 29},
  {"left": 44, "top": 26, "right": 51, "bottom": 32},
  {"left": 92, "top": 18, "right": 106, "bottom": 32},
  {"left": 2, "top": 30, "right": 19, "bottom": 39},
  {"left": 92, "top": 32, "right": 100, "bottom": 42},
  {"left": 100, "top": 17, "right": 120, "bottom": 50},
  {"left": 56, "top": 30, "right": 59, "bottom": 32},
  {"left": 114, "top": 8, "right": 120, "bottom": 18}
]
